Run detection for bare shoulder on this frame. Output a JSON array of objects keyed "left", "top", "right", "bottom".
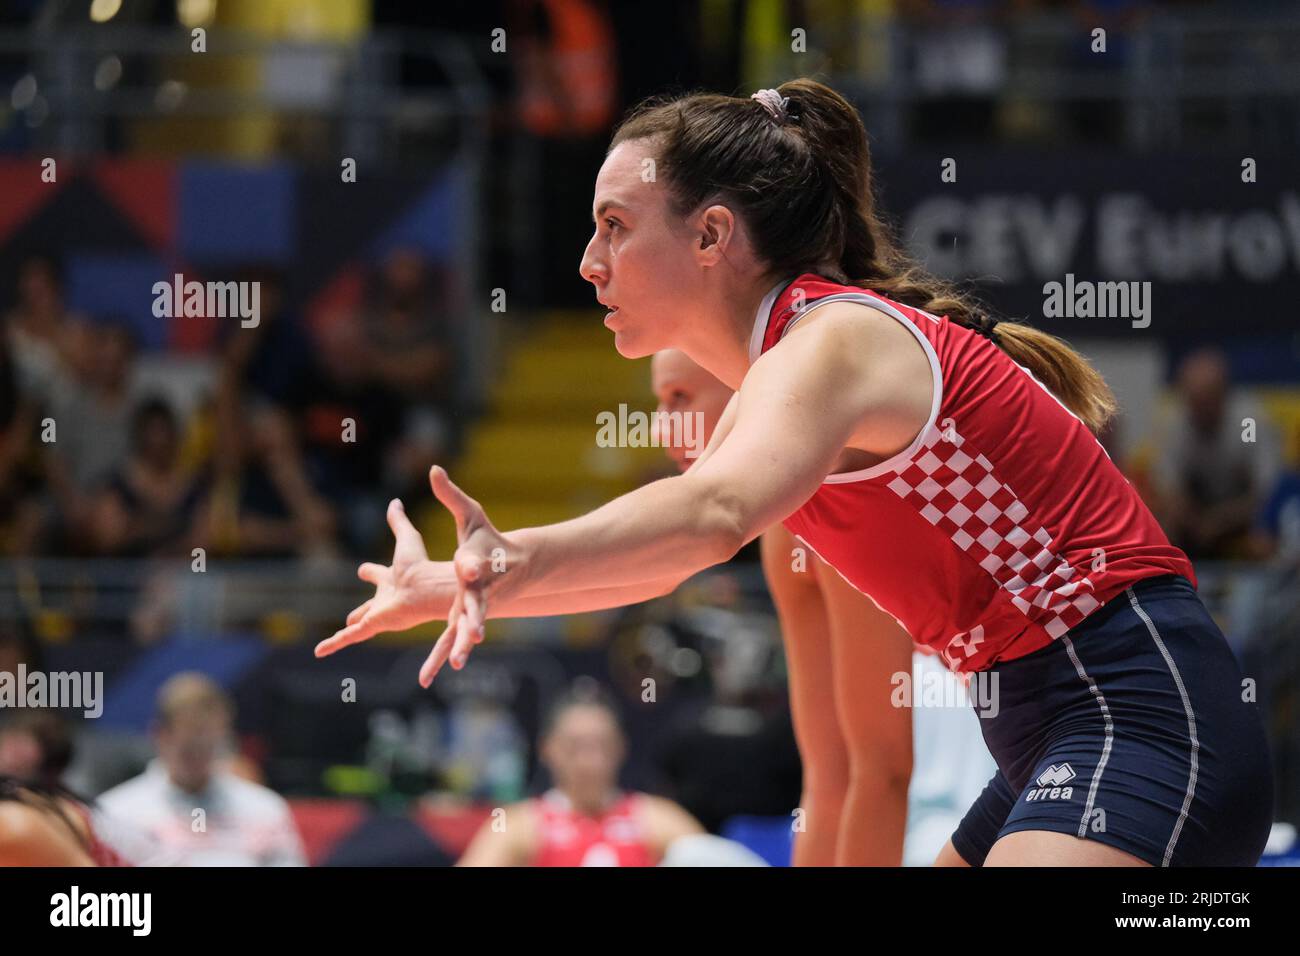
[
  {"left": 750, "top": 297, "right": 932, "bottom": 403},
  {"left": 784, "top": 298, "right": 929, "bottom": 366},
  {"left": 0, "top": 801, "right": 40, "bottom": 843},
  {"left": 638, "top": 794, "right": 705, "bottom": 844},
  {"left": 767, "top": 298, "right": 935, "bottom": 456},
  {"left": 484, "top": 798, "right": 539, "bottom": 840},
  {"left": 457, "top": 798, "right": 540, "bottom": 866},
  {"left": 0, "top": 801, "right": 92, "bottom": 866}
]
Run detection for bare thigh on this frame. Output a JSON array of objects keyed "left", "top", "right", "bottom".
[
  {"left": 984, "top": 830, "right": 1151, "bottom": 867},
  {"left": 933, "top": 838, "right": 971, "bottom": 867}
]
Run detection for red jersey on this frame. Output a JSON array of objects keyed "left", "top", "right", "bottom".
[
  {"left": 77, "top": 804, "right": 129, "bottom": 867},
  {"left": 531, "top": 789, "right": 655, "bottom": 867},
  {"left": 754, "top": 273, "right": 1196, "bottom": 673}
]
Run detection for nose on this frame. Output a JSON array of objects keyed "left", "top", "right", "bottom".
[{"left": 579, "top": 231, "right": 606, "bottom": 288}]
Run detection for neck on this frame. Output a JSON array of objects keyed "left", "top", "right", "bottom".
[
  {"left": 566, "top": 787, "right": 616, "bottom": 815},
  {"left": 679, "top": 272, "right": 782, "bottom": 391},
  {"left": 170, "top": 773, "right": 210, "bottom": 796}
]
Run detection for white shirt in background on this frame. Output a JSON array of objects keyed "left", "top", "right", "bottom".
[{"left": 97, "top": 759, "right": 306, "bottom": 867}]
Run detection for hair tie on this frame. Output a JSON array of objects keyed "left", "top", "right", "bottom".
[
  {"left": 751, "top": 89, "right": 790, "bottom": 124},
  {"left": 972, "top": 315, "right": 1002, "bottom": 345}
]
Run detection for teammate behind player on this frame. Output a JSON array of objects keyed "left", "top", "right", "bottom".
[{"left": 457, "top": 686, "right": 707, "bottom": 866}]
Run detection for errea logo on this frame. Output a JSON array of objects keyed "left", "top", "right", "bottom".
[{"left": 1025, "top": 763, "right": 1076, "bottom": 802}]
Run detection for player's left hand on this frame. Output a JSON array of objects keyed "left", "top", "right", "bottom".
[{"left": 423, "top": 466, "right": 513, "bottom": 687}]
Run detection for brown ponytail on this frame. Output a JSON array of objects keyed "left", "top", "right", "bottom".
[
  {"left": 611, "top": 77, "right": 1118, "bottom": 435},
  {"left": 988, "top": 323, "right": 1118, "bottom": 434}
]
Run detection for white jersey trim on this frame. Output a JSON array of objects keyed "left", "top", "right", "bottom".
[
  {"left": 748, "top": 277, "right": 796, "bottom": 364},
  {"left": 761, "top": 290, "right": 944, "bottom": 484}
]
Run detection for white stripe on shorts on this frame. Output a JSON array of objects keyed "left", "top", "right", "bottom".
[
  {"left": 1127, "top": 585, "right": 1199, "bottom": 868},
  {"left": 1061, "top": 635, "right": 1113, "bottom": 841}
]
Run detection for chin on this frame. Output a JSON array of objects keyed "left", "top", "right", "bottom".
[{"left": 612, "top": 330, "right": 653, "bottom": 360}]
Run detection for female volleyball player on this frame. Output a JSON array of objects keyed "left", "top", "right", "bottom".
[
  {"left": 457, "top": 687, "right": 705, "bottom": 866},
  {"left": 319, "top": 79, "right": 1274, "bottom": 866}
]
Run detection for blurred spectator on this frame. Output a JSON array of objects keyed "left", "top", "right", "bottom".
[
  {"left": 513, "top": 0, "right": 619, "bottom": 139},
  {"left": 97, "top": 672, "right": 306, "bottom": 866},
  {"left": 1152, "top": 348, "right": 1282, "bottom": 560},
  {"left": 0, "top": 710, "right": 74, "bottom": 789},
  {"left": 0, "top": 329, "right": 41, "bottom": 554},
  {"left": 89, "top": 397, "right": 210, "bottom": 558},
  {"left": 0, "top": 623, "right": 117, "bottom": 865},
  {"left": 40, "top": 320, "right": 137, "bottom": 552},
  {"left": 213, "top": 270, "right": 339, "bottom": 560},
  {"left": 0, "top": 623, "right": 71, "bottom": 792},
  {"left": 350, "top": 249, "right": 459, "bottom": 489},
  {"left": 288, "top": 324, "right": 406, "bottom": 554},
  {"left": 2, "top": 253, "right": 83, "bottom": 410},
  {"left": 360, "top": 251, "right": 455, "bottom": 394},
  {"left": 286, "top": 249, "right": 459, "bottom": 553},
  {"left": 1250, "top": 420, "right": 1300, "bottom": 564},
  {"left": 207, "top": 410, "right": 340, "bottom": 560},
  {"left": 218, "top": 267, "right": 314, "bottom": 413}
]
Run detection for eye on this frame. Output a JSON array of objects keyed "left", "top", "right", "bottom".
[{"left": 605, "top": 218, "right": 621, "bottom": 232}]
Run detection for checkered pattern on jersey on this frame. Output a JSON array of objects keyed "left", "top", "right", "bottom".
[{"left": 882, "top": 422, "right": 1100, "bottom": 639}]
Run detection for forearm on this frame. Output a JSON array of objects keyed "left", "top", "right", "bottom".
[
  {"left": 506, "top": 473, "right": 743, "bottom": 601},
  {"left": 500, "top": 577, "right": 683, "bottom": 616},
  {"left": 412, "top": 560, "right": 685, "bottom": 620}
]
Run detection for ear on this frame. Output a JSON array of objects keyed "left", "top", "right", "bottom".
[{"left": 694, "top": 204, "right": 737, "bottom": 266}]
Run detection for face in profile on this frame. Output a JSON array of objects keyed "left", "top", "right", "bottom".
[
  {"left": 540, "top": 704, "right": 625, "bottom": 804},
  {"left": 580, "top": 141, "right": 707, "bottom": 359},
  {"left": 651, "top": 349, "right": 733, "bottom": 471}
]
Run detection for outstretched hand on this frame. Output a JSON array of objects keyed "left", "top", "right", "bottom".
[
  {"left": 423, "top": 466, "right": 514, "bottom": 686},
  {"left": 314, "top": 497, "right": 448, "bottom": 660},
  {"left": 314, "top": 467, "right": 514, "bottom": 689}
]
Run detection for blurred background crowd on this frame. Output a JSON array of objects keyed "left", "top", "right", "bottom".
[{"left": 0, "top": 0, "right": 1297, "bottom": 865}]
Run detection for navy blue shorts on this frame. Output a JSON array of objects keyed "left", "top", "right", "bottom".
[{"left": 951, "top": 573, "right": 1274, "bottom": 867}]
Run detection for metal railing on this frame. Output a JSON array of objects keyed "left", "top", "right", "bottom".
[
  {"left": 2, "top": 553, "right": 1296, "bottom": 817},
  {"left": 0, "top": 27, "right": 490, "bottom": 163},
  {"left": 4, "top": 12, "right": 1298, "bottom": 159},
  {"left": 812, "top": 9, "right": 1300, "bottom": 152}
]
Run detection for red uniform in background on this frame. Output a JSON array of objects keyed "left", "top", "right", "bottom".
[{"left": 531, "top": 789, "right": 655, "bottom": 867}]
